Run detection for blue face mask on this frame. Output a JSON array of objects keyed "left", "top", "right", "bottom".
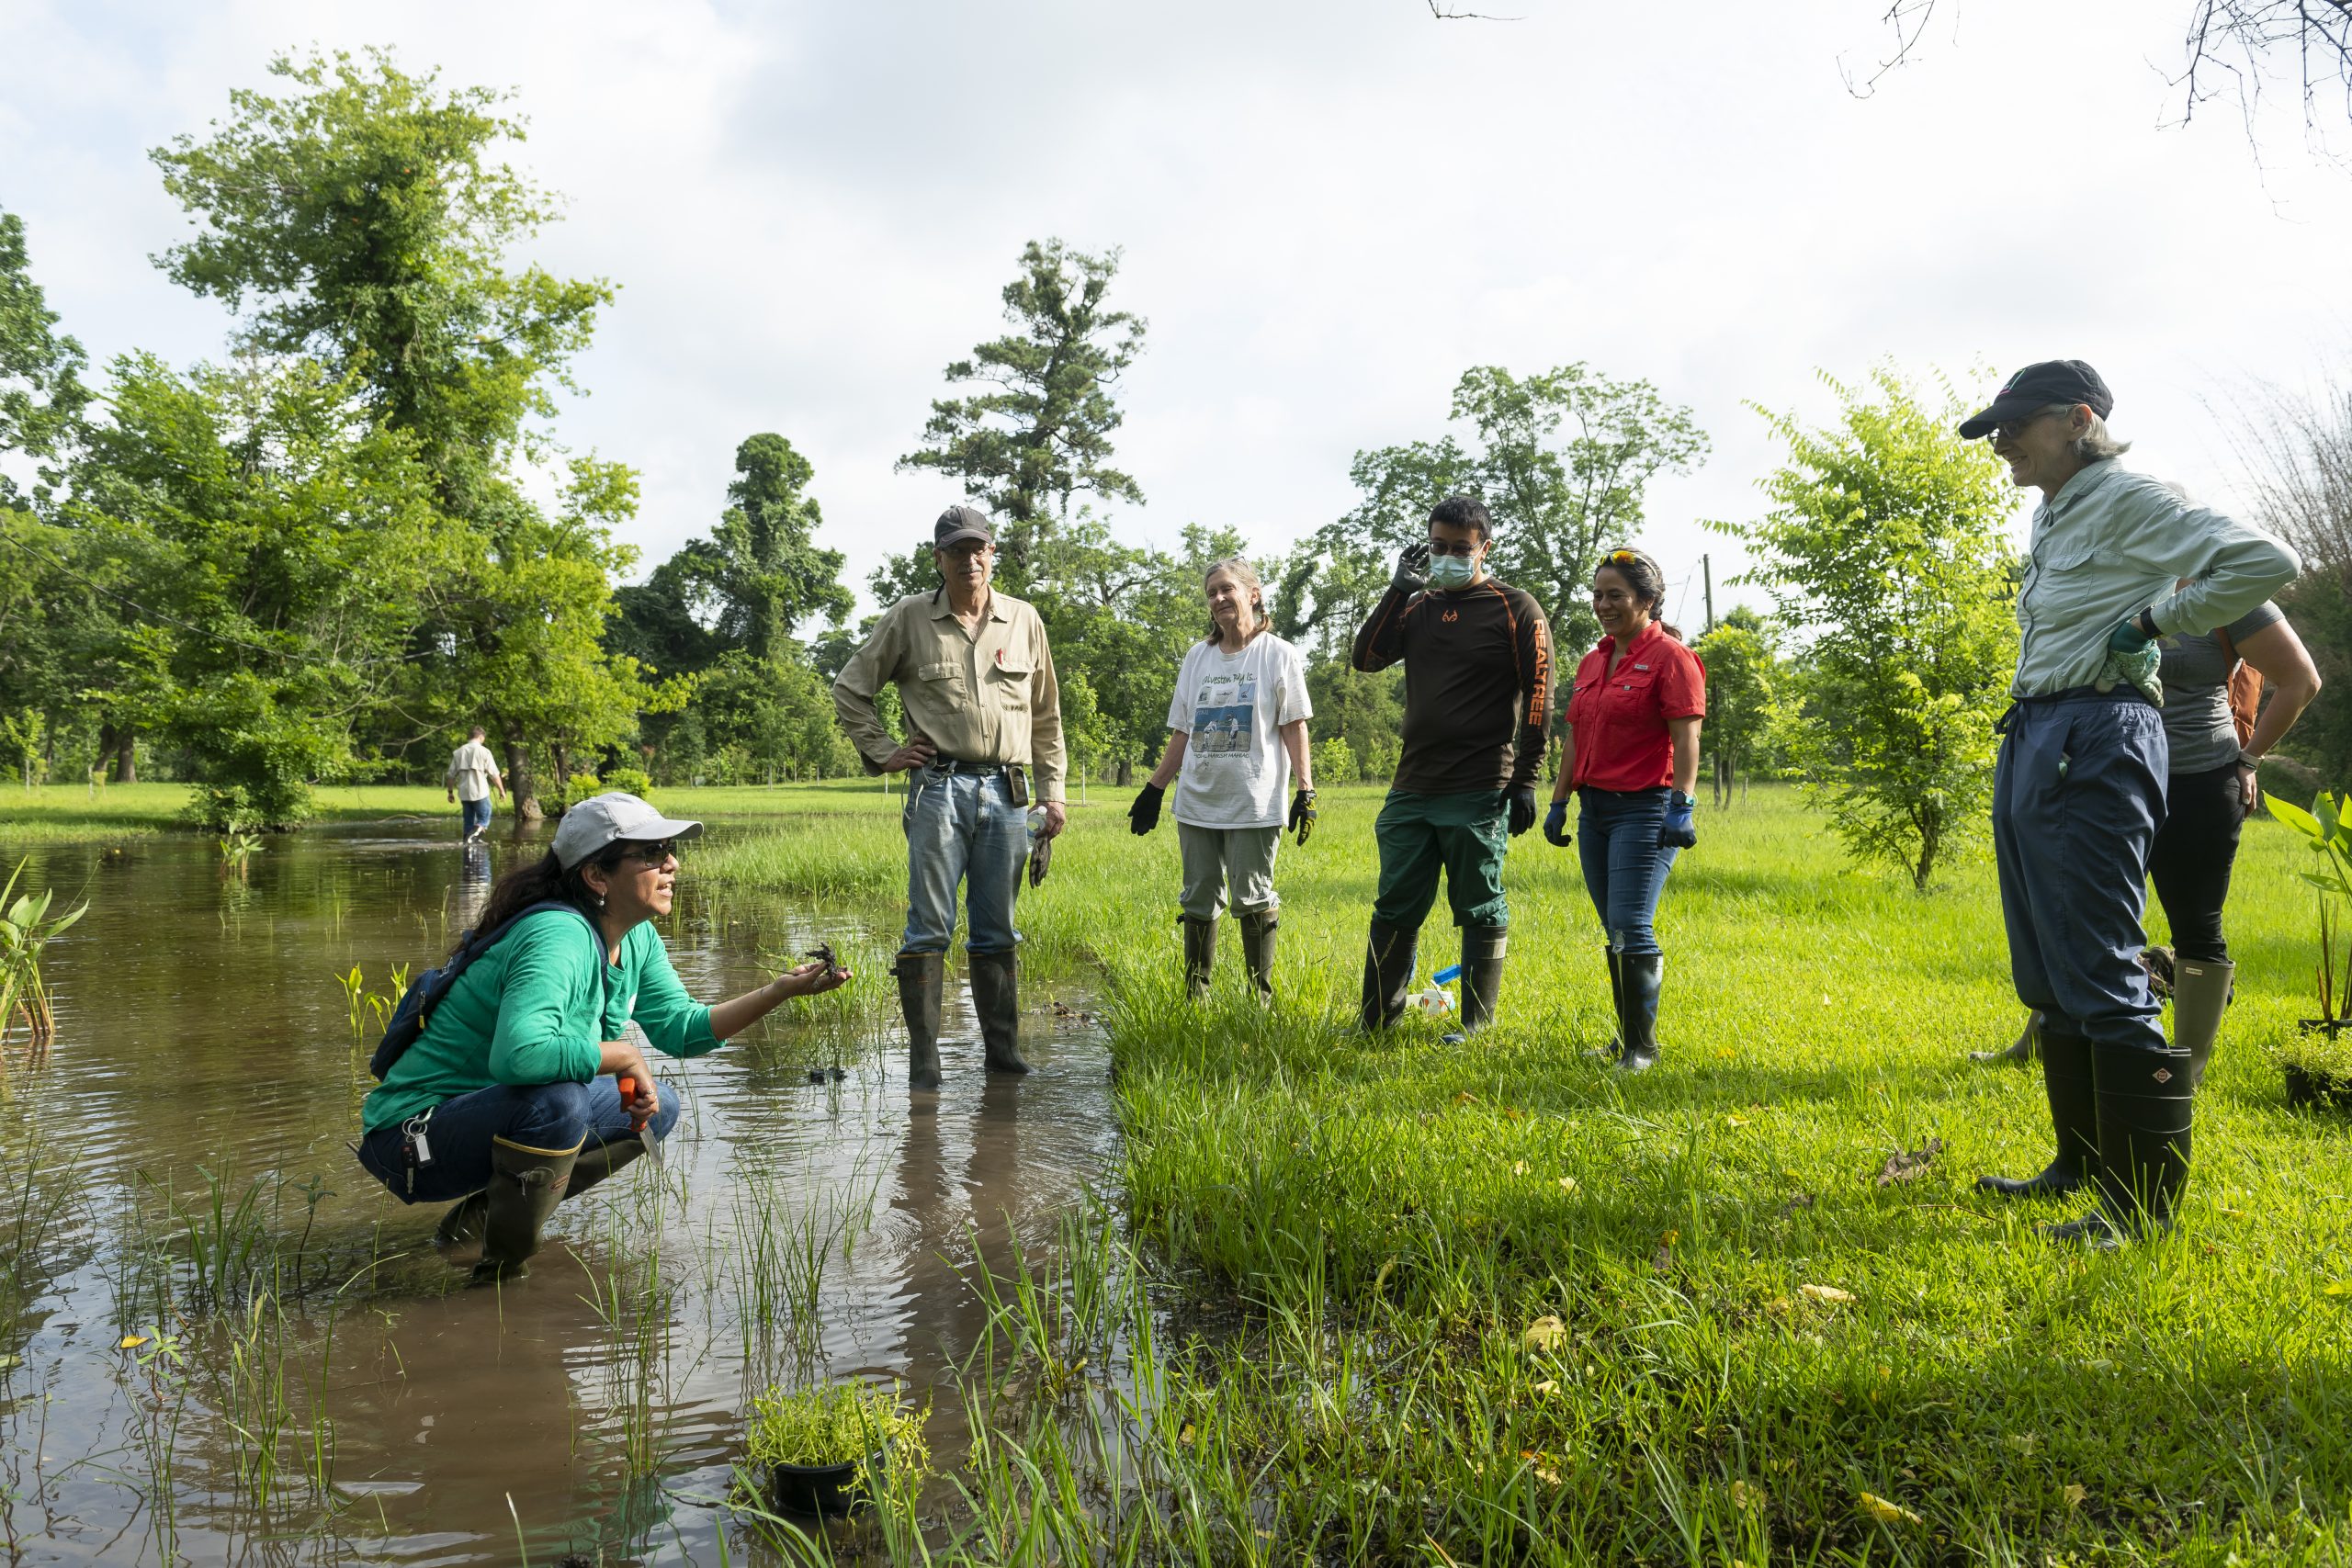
[{"left": 1427, "top": 553, "right": 1477, "bottom": 590}]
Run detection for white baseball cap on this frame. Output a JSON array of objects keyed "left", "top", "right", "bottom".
[{"left": 551, "top": 792, "right": 705, "bottom": 869}]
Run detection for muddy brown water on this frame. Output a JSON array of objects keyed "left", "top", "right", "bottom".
[{"left": 0, "top": 821, "right": 1119, "bottom": 1564}]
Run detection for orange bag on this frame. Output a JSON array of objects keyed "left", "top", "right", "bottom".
[{"left": 2214, "top": 626, "right": 2263, "bottom": 748}]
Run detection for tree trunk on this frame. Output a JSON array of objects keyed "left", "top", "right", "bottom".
[
  {"left": 1115, "top": 757, "right": 1134, "bottom": 787},
  {"left": 506, "top": 739, "right": 542, "bottom": 820},
  {"left": 553, "top": 742, "right": 573, "bottom": 788}
]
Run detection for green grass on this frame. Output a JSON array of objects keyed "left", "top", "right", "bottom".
[{"left": 695, "top": 782, "right": 2352, "bottom": 1564}]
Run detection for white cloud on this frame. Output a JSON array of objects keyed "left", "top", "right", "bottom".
[{"left": 5, "top": 0, "right": 2348, "bottom": 629}]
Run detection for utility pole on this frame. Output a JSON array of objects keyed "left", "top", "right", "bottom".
[{"left": 1702, "top": 554, "right": 1715, "bottom": 635}]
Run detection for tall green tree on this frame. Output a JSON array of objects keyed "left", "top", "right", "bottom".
[
  {"left": 0, "top": 207, "right": 92, "bottom": 508},
  {"left": 1342, "top": 364, "right": 1708, "bottom": 654},
  {"left": 898, "top": 238, "right": 1147, "bottom": 583},
  {"left": 684, "top": 434, "right": 851, "bottom": 660},
  {"left": 1715, "top": 366, "right": 2018, "bottom": 889}
]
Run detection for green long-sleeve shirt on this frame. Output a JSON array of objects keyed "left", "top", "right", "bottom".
[{"left": 360, "top": 909, "right": 720, "bottom": 1134}]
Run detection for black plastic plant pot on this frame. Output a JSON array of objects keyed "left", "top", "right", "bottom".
[{"left": 767, "top": 1449, "right": 884, "bottom": 1517}]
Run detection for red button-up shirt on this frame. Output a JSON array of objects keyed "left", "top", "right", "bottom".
[{"left": 1565, "top": 622, "right": 1707, "bottom": 792}]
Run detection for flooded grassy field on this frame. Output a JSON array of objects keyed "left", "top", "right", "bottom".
[{"left": 0, "top": 819, "right": 1121, "bottom": 1565}]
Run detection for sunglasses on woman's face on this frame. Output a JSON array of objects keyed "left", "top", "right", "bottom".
[{"left": 623, "top": 840, "right": 682, "bottom": 866}]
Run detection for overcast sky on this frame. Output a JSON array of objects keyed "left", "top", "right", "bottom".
[{"left": 5, "top": 0, "right": 2348, "bottom": 633}]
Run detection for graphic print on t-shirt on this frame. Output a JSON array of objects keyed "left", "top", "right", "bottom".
[{"left": 1191, "top": 671, "right": 1258, "bottom": 756}]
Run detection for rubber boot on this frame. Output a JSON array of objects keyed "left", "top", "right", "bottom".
[
  {"left": 1359, "top": 920, "right": 1417, "bottom": 1032},
  {"left": 1587, "top": 946, "right": 1625, "bottom": 1062},
  {"left": 2172, "top": 957, "right": 2235, "bottom": 1092},
  {"left": 565, "top": 1134, "right": 649, "bottom": 1201},
  {"left": 1616, "top": 952, "right": 1664, "bottom": 1072},
  {"left": 1237, "top": 910, "right": 1277, "bottom": 1004},
  {"left": 1443, "top": 925, "right": 1508, "bottom": 1043},
  {"left": 470, "top": 1134, "right": 581, "bottom": 1284},
  {"left": 434, "top": 1192, "right": 487, "bottom": 1247},
  {"left": 897, "top": 950, "right": 945, "bottom": 1090},
  {"left": 1977, "top": 1026, "right": 2096, "bottom": 1200},
  {"left": 1970, "top": 1010, "right": 2042, "bottom": 1066},
  {"left": 1181, "top": 915, "right": 1218, "bottom": 1002},
  {"left": 2045, "top": 1036, "right": 2193, "bottom": 1248},
  {"left": 969, "top": 948, "right": 1030, "bottom": 1074}
]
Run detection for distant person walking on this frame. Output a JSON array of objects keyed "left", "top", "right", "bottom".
[
  {"left": 1964, "top": 360, "right": 2299, "bottom": 1249},
  {"left": 1128, "top": 558, "right": 1317, "bottom": 1002},
  {"left": 447, "top": 728, "right": 506, "bottom": 843},
  {"left": 1352, "top": 495, "right": 1553, "bottom": 1039},
  {"left": 1973, "top": 597, "right": 2320, "bottom": 1083},
  {"left": 1544, "top": 548, "right": 1706, "bottom": 1074},
  {"left": 833, "top": 506, "right": 1068, "bottom": 1091}
]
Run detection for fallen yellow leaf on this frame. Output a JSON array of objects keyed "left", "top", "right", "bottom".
[
  {"left": 1557, "top": 1176, "right": 1579, "bottom": 1194},
  {"left": 1522, "top": 1314, "right": 1566, "bottom": 1352},
  {"left": 1725, "top": 1115, "right": 1749, "bottom": 1128},
  {"left": 2005, "top": 1433, "right": 2040, "bottom": 1455},
  {"left": 1730, "top": 1479, "right": 1763, "bottom": 1512},
  {"left": 1510, "top": 1160, "right": 1528, "bottom": 1177},
  {"left": 2323, "top": 1280, "right": 2352, "bottom": 1297},
  {"left": 2063, "top": 1483, "right": 2086, "bottom": 1509},
  {"left": 1177, "top": 1421, "right": 1195, "bottom": 1446},
  {"left": 1800, "top": 1284, "right": 1855, "bottom": 1304},
  {"left": 1857, "top": 1492, "right": 1921, "bottom": 1526},
  {"left": 1532, "top": 1379, "right": 1559, "bottom": 1395},
  {"left": 118, "top": 1335, "right": 149, "bottom": 1350}
]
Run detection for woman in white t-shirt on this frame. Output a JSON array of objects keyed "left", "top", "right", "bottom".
[{"left": 1128, "top": 558, "right": 1317, "bottom": 1001}]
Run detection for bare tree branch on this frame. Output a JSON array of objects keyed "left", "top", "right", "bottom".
[
  {"left": 1842, "top": 0, "right": 1942, "bottom": 98},
  {"left": 1426, "top": 1, "right": 1523, "bottom": 19}
]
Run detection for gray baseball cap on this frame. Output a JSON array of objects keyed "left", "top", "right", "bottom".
[
  {"left": 933, "top": 505, "right": 995, "bottom": 549},
  {"left": 551, "top": 792, "right": 705, "bottom": 869}
]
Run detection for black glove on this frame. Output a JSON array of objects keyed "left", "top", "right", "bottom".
[
  {"left": 1128, "top": 783, "right": 1165, "bottom": 836},
  {"left": 1543, "top": 799, "right": 1571, "bottom": 848},
  {"left": 1288, "top": 786, "right": 1318, "bottom": 846},
  {"left": 1391, "top": 542, "right": 1431, "bottom": 596},
  {"left": 1505, "top": 784, "right": 1538, "bottom": 838},
  {"left": 1659, "top": 790, "right": 1697, "bottom": 849}
]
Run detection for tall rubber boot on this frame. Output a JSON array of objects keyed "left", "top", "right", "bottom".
[
  {"left": 1359, "top": 920, "right": 1417, "bottom": 1032},
  {"left": 1443, "top": 925, "right": 1508, "bottom": 1043},
  {"left": 1588, "top": 945, "right": 1625, "bottom": 1061},
  {"left": 1970, "top": 1010, "right": 2041, "bottom": 1066},
  {"left": 470, "top": 1134, "right": 581, "bottom": 1284},
  {"left": 1976, "top": 1026, "right": 2096, "bottom": 1199},
  {"left": 565, "top": 1134, "right": 649, "bottom": 1201},
  {"left": 1237, "top": 910, "right": 1277, "bottom": 1004},
  {"left": 434, "top": 1191, "right": 488, "bottom": 1246},
  {"left": 1615, "top": 952, "right": 1664, "bottom": 1073},
  {"left": 2172, "top": 957, "right": 2234, "bottom": 1091},
  {"left": 2045, "top": 1036, "right": 2193, "bottom": 1248},
  {"left": 896, "top": 950, "right": 945, "bottom": 1090},
  {"left": 1181, "top": 915, "right": 1218, "bottom": 1002},
  {"left": 969, "top": 948, "right": 1031, "bottom": 1075}
]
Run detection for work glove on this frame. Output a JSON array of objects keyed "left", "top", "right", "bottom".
[
  {"left": 1128, "top": 782, "right": 1165, "bottom": 836},
  {"left": 1391, "top": 542, "right": 1431, "bottom": 596},
  {"left": 1504, "top": 784, "right": 1538, "bottom": 838},
  {"left": 2108, "top": 612, "right": 2154, "bottom": 654},
  {"left": 1543, "top": 799, "right": 1572, "bottom": 848},
  {"left": 1288, "top": 786, "right": 1318, "bottom": 846},
  {"left": 1028, "top": 835, "right": 1053, "bottom": 887},
  {"left": 1658, "top": 791, "right": 1698, "bottom": 850}
]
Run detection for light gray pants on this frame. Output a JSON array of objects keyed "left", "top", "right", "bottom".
[{"left": 1177, "top": 823, "right": 1282, "bottom": 919}]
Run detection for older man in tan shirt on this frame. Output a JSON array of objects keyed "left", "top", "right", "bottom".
[{"left": 834, "top": 505, "right": 1068, "bottom": 1089}]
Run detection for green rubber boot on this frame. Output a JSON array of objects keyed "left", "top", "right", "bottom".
[
  {"left": 1238, "top": 910, "right": 1277, "bottom": 1004},
  {"left": 1181, "top": 915, "right": 1217, "bottom": 1002},
  {"left": 470, "top": 1134, "right": 582, "bottom": 1285},
  {"left": 2172, "top": 957, "right": 2234, "bottom": 1092}
]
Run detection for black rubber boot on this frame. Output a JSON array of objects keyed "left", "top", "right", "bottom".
[
  {"left": 1443, "top": 925, "right": 1508, "bottom": 1043},
  {"left": 1237, "top": 910, "right": 1277, "bottom": 1004},
  {"left": 434, "top": 1192, "right": 487, "bottom": 1247},
  {"left": 1977, "top": 1026, "right": 2096, "bottom": 1199},
  {"left": 896, "top": 950, "right": 945, "bottom": 1090},
  {"left": 1970, "top": 1010, "right": 2042, "bottom": 1066},
  {"left": 1359, "top": 920, "right": 1417, "bottom": 1032},
  {"left": 566, "top": 1134, "right": 649, "bottom": 1201},
  {"left": 2172, "top": 957, "right": 2234, "bottom": 1092},
  {"left": 1181, "top": 915, "right": 1217, "bottom": 1002},
  {"left": 1616, "top": 952, "right": 1663, "bottom": 1073},
  {"left": 969, "top": 948, "right": 1031, "bottom": 1074},
  {"left": 2046, "top": 1035, "right": 2194, "bottom": 1248},
  {"left": 470, "top": 1134, "right": 580, "bottom": 1284}
]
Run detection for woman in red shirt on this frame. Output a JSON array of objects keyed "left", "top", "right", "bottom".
[{"left": 1544, "top": 548, "right": 1706, "bottom": 1072}]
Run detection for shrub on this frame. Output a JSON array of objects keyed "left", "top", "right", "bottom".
[
  {"left": 1313, "top": 736, "right": 1359, "bottom": 786},
  {"left": 598, "top": 764, "right": 654, "bottom": 800}
]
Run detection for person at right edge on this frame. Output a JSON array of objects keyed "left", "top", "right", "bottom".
[
  {"left": 1351, "top": 494, "right": 1552, "bottom": 1040},
  {"left": 1966, "top": 359, "right": 2298, "bottom": 1250}
]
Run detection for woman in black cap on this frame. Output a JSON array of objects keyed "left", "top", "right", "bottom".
[{"left": 1965, "top": 360, "right": 2298, "bottom": 1247}]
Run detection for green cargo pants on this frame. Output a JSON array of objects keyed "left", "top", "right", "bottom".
[{"left": 1372, "top": 788, "right": 1510, "bottom": 931}]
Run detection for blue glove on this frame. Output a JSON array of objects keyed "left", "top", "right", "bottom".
[
  {"left": 1543, "top": 799, "right": 1571, "bottom": 848},
  {"left": 1659, "top": 791, "right": 1697, "bottom": 849},
  {"left": 2109, "top": 612, "right": 2154, "bottom": 654}
]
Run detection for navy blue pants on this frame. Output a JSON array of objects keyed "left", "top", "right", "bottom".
[
  {"left": 1993, "top": 691, "right": 2169, "bottom": 1054},
  {"left": 357, "top": 1077, "right": 682, "bottom": 1205},
  {"left": 1577, "top": 786, "right": 1679, "bottom": 955}
]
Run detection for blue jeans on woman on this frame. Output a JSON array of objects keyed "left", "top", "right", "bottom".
[
  {"left": 1577, "top": 786, "right": 1679, "bottom": 954},
  {"left": 356, "top": 1077, "right": 681, "bottom": 1205}
]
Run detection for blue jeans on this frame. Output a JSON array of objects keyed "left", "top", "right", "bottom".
[
  {"left": 1993, "top": 691, "right": 2169, "bottom": 1053},
  {"left": 901, "top": 765, "right": 1028, "bottom": 954},
  {"left": 459, "top": 796, "right": 493, "bottom": 838},
  {"left": 1577, "top": 787, "right": 1679, "bottom": 954},
  {"left": 356, "top": 1077, "right": 681, "bottom": 1205}
]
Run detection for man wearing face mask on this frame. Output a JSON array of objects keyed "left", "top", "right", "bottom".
[
  {"left": 1351, "top": 494, "right": 1553, "bottom": 1037},
  {"left": 833, "top": 506, "right": 1068, "bottom": 1091}
]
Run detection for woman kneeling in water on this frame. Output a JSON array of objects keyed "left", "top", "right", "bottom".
[{"left": 357, "top": 793, "right": 851, "bottom": 1281}]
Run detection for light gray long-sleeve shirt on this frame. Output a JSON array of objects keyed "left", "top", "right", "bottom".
[{"left": 2012, "top": 459, "right": 2300, "bottom": 698}]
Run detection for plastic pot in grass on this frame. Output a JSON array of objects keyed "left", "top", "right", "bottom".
[
  {"left": 2280, "top": 1021, "right": 2352, "bottom": 1112},
  {"left": 740, "top": 1381, "right": 928, "bottom": 1518}
]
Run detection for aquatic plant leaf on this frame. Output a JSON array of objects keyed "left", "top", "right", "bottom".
[{"left": 2269, "top": 793, "right": 2324, "bottom": 840}]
